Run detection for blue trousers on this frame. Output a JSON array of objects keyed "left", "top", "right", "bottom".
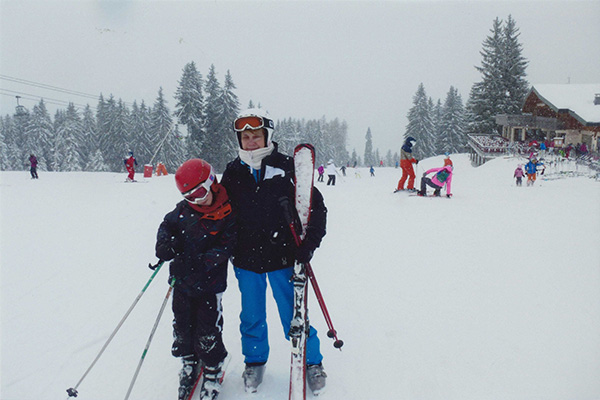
[{"left": 234, "top": 266, "right": 323, "bottom": 366}]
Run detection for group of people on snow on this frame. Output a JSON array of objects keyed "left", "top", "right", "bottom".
[
  {"left": 155, "top": 109, "right": 328, "bottom": 400},
  {"left": 393, "top": 137, "right": 454, "bottom": 198},
  {"left": 317, "top": 159, "right": 342, "bottom": 185},
  {"left": 514, "top": 154, "right": 545, "bottom": 187}
]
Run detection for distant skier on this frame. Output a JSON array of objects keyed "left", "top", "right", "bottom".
[
  {"left": 317, "top": 164, "right": 325, "bottom": 182},
  {"left": 370, "top": 165, "right": 375, "bottom": 177},
  {"left": 514, "top": 164, "right": 525, "bottom": 187},
  {"left": 124, "top": 151, "right": 138, "bottom": 182},
  {"left": 443, "top": 152, "right": 453, "bottom": 168},
  {"left": 29, "top": 154, "right": 38, "bottom": 179},
  {"left": 395, "top": 136, "right": 418, "bottom": 192},
  {"left": 525, "top": 158, "right": 540, "bottom": 186},
  {"left": 326, "top": 159, "right": 338, "bottom": 185},
  {"left": 417, "top": 165, "right": 453, "bottom": 198},
  {"left": 155, "top": 158, "right": 236, "bottom": 400}
]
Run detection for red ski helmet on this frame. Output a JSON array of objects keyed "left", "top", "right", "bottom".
[{"left": 175, "top": 159, "right": 216, "bottom": 203}]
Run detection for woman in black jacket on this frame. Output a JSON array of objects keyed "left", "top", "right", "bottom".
[{"left": 221, "top": 109, "right": 328, "bottom": 395}]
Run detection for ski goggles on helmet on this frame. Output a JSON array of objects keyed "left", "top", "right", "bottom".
[
  {"left": 182, "top": 171, "right": 215, "bottom": 204},
  {"left": 233, "top": 115, "right": 274, "bottom": 132}
]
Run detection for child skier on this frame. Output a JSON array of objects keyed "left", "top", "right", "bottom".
[
  {"left": 525, "top": 158, "right": 539, "bottom": 186},
  {"left": 124, "top": 151, "right": 138, "bottom": 182},
  {"left": 417, "top": 165, "right": 453, "bottom": 197},
  {"left": 155, "top": 159, "right": 236, "bottom": 400},
  {"left": 514, "top": 164, "right": 525, "bottom": 186},
  {"left": 317, "top": 164, "right": 325, "bottom": 182},
  {"left": 443, "top": 152, "right": 453, "bottom": 168}
]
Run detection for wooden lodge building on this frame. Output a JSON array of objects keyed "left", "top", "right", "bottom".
[
  {"left": 469, "top": 84, "right": 600, "bottom": 165},
  {"left": 496, "top": 84, "right": 600, "bottom": 151}
]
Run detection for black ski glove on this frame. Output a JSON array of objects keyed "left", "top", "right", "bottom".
[{"left": 296, "top": 241, "right": 315, "bottom": 264}]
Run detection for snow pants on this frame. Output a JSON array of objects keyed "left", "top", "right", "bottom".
[
  {"left": 397, "top": 164, "right": 415, "bottom": 190},
  {"left": 126, "top": 167, "right": 135, "bottom": 181},
  {"left": 234, "top": 266, "right": 323, "bottom": 366},
  {"left": 171, "top": 289, "right": 228, "bottom": 367},
  {"left": 420, "top": 177, "right": 442, "bottom": 195},
  {"left": 327, "top": 175, "right": 336, "bottom": 186}
]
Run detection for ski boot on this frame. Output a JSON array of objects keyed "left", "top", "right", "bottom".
[
  {"left": 199, "top": 360, "right": 225, "bottom": 400},
  {"left": 178, "top": 355, "right": 199, "bottom": 400},
  {"left": 416, "top": 190, "right": 426, "bottom": 197},
  {"left": 242, "top": 363, "right": 266, "bottom": 393},
  {"left": 307, "top": 363, "right": 327, "bottom": 395},
  {"left": 433, "top": 189, "right": 441, "bottom": 197}
]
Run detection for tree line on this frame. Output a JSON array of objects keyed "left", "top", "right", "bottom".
[
  {"left": 393, "top": 15, "right": 529, "bottom": 161},
  {"left": 1, "top": 15, "right": 528, "bottom": 172}
]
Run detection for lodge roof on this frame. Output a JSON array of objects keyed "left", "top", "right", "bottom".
[{"left": 529, "top": 84, "right": 600, "bottom": 125}]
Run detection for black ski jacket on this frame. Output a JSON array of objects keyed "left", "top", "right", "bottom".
[
  {"left": 221, "top": 143, "right": 327, "bottom": 273},
  {"left": 155, "top": 200, "right": 236, "bottom": 295}
]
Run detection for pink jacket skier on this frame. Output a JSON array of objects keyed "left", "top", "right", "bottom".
[
  {"left": 514, "top": 164, "right": 524, "bottom": 186},
  {"left": 417, "top": 165, "right": 453, "bottom": 197}
]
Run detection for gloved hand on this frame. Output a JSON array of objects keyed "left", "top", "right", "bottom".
[
  {"left": 148, "top": 260, "right": 164, "bottom": 270},
  {"left": 415, "top": 159, "right": 419, "bottom": 164},
  {"left": 447, "top": 194, "right": 452, "bottom": 198},
  {"left": 423, "top": 172, "right": 427, "bottom": 177},
  {"left": 296, "top": 241, "right": 315, "bottom": 264}
]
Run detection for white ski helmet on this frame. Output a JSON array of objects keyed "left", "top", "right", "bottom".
[{"left": 233, "top": 108, "right": 274, "bottom": 148}]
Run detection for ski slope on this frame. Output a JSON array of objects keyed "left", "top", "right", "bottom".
[{"left": 1, "top": 153, "right": 599, "bottom": 400}]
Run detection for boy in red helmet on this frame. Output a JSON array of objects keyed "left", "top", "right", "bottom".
[{"left": 155, "top": 158, "right": 236, "bottom": 400}]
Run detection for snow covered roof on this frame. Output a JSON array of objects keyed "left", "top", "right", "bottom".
[{"left": 530, "top": 84, "right": 600, "bottom": 125}]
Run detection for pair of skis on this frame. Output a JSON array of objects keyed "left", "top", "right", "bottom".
[{"left": 287, "top": 144, "right": 344, "bottom": 400}]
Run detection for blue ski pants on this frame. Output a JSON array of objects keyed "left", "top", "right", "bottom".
[{"left": 234, "top": 266, "right": 323, "bottom": 366}]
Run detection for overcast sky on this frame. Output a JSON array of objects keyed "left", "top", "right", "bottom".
[{"left": 1, "top": 0, "right": 599, "bottom": 154}]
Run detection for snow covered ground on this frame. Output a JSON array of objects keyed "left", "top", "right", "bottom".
[{"left": 1, "top": 153, "right": 599, "bottom": 400}]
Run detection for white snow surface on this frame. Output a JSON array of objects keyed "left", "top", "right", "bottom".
[{"left": 1, "top": 154, "right": 599, "bottom": 400}]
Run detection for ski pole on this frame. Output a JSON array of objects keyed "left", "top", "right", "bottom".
[
  {"left": 279, "top": 197, "right": 344, "bottom": 350},
  {"left": 124, "top": 276, "right": 176, "bottom": 400},
  {"left": 305, "top": 263, "right": 344, "bottom": 349},
  {"left": 66, "top": 261, "right": 165, "bottom": 398}
]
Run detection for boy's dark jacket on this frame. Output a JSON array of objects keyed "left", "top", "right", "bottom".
[
  {"left": 155, "top": 187, "right": 236, "bottom": 295},
  {"left": 221, "top": 143, "right": 327, "bottom": 273}
]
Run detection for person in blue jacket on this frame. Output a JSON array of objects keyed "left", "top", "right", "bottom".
[{"left": 525, "top": 158, "right": 541, "bottom": 186}]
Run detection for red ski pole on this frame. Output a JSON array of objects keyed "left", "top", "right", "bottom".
[
  {"left": 305, "top": 263, "right": 343, "bottom": 349},
  {"left": 279, "top": 197, "right": 344, "bottom": 350}
]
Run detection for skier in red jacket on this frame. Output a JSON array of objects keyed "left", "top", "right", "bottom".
[
  {"left": 124, "top": 151, "right": 138, "bottom": 182},
  {"left": 395, "top": 136, "right": 418, "bottom": 192}
]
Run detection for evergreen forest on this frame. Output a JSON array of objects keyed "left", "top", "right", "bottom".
[{"left": 1, "top": 16, "right": 528, "bottom": 172}]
